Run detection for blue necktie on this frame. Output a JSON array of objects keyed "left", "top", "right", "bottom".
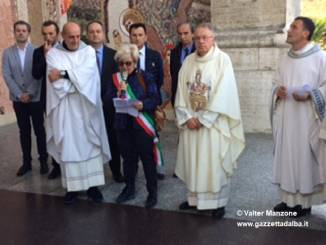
[
  {"left": 182, "top": 47, "right": 190, "bottom": 63},
  {"left": 185, "top": 47, "right": 190, "bottom": 57}
]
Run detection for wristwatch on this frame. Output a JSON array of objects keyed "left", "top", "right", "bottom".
[{"left": 60, "top": 70, "right": 67, "bottom": 78}]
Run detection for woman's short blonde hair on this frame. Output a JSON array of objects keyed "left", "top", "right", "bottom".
[{"left": 114, "top": 43, "right": 139, "bottom": 63}]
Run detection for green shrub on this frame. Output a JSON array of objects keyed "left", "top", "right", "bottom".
[{"left": 313, "top": 18, "right": 326, "bottom": 50}]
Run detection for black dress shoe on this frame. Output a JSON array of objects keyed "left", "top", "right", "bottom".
[
  {"left": 113, "top": 174, "right": 124, "bottom": 183},
  {"left": 212, "top": 207, "right": 225, "bottom": 219},
  {"left": 116, "top": 187, "right": 135, "bottom": 204},
  {"left": 179, "top": 201, "right": 196, "bottom": 210},
  {"left": 48, "top": 165, "right": 61, "bottom": 179},
  {"left": 16, "top": 164, "right": 32, "bottom": 176},
  {"left": 273, "top": 202, "right": 292, "bottom": 212},
  {"left": 145, "top": 194, "right": 157, "bottom": 209},
  {"left": 274, "top": 202, "right": 300, "bottom": 217},
  {"left": 172, "top": 173, "right": 178, "bottom": 178},
  {"left": 64, "top": 192, "right": 78, "bottom": 205},
  {"left": 295, "top": 207, "right": 311, "bottom": 217},
  {"left": 157, "top": 173, "right": 165, "bottom": 180},
  {"left": 86, "top": 187, "right": 103, "bottom": 203},
  {"left": 40, "top": 162, "right": 49, "bottom": 175}
]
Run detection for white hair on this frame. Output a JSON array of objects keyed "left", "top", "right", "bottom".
[
  {"left": 195, "top": 22, "right": 217, "bottom": 37},
  {"left": 114, "top": 43, "right": 139, "bottom": 62}
]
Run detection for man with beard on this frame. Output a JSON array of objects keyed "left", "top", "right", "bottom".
[{"left": 32, "top": 20, "right": 61, "bottom": 179}]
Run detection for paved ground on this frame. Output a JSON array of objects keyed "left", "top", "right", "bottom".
[
  {"left": 2, "top": 190, "right": 326, "bottom": 245},
  {"left": 0, "top": 121, "right": 325, "bottom": 230}
]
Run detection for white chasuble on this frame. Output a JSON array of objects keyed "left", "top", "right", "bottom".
[{"left": 175, "top": 44, "right": 245, "bottom": 209}]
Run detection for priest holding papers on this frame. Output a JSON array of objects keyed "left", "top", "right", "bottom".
[
  {"left": 272, "top": 17, "right": 326, "bottom": 217},
  {"left": 107, "top": 43, "right": 162, "bottom": 208},
  {"left": 174, "top": 23, "right": 245, "bottom": 218},
  {"left": 46, "top": 22, "right": 111, "bottom": 204}
]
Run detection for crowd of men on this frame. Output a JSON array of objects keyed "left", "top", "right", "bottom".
[{"left": 1, "top": 16, "right": 325, "bottom": 218}]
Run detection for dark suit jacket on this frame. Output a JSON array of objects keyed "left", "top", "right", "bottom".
[
  {"left": 107, "top": 70, "right": 160, "bottom": 130},
  {"left": 144, "top": 45, "right": 163, "bottom": 104},
  {"left": 170, "top": 42, "right": 196, "bottom": 106},
  {"left": 101, "top": 45, "right": 118, "bottom": 126},
  {"left": 101, "top": 46, "right": 118, "bottom": 102},
  {"left": 32, "top": 45, "right": 47, "bottom": 109}
]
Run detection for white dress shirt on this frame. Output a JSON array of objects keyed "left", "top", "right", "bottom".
[
  {"left": 17, "top": 43, "right": 28, "bottom": 71},
  {"left": 138, "top": 45, "right": 146, "bottom": 71}
]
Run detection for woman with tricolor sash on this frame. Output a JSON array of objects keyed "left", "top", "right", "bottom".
[{"left": 107, "top": 43, "right": 162, "bottom": 208}]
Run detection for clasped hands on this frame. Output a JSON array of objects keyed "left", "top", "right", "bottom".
[
  {"left": 276, "top": 86, "right": 310, "bottom": 102},
  {"left": 20, "top": 93, "right": 31, "bottom": 103},
  {"left": 186, "top": 117, "right": 202, "bottom": 130}
]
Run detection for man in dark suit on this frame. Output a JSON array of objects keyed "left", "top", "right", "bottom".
[
  {"left": 170, "top": 22, "right": 196, "bottom": 107},
  {"left": 32, "top": 20, "right": 61, "bottom": 179},
  {"left": 129, "top": 23, "right": 165, "bottom": 179},
  {"left": 2, "top": 20, "right": 48, "bottom": 176},
  {"left": 129, "top": 23, "right": 164, "bottom": 104},
  {"left": 86, "top": 20, "right": 124, "bottom": 183}
]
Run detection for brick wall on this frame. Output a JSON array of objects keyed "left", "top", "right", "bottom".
[
  {"left": 0, "top": 0, "right": 17, "bottom": 117},
  {"left": 0, "top": 0, "right": 44, "bottom": 125}
]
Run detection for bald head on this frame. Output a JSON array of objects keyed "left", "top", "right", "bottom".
[
  {"left": 62, "top": 22, "right": 81, "bottom": 51},
  {"left": 62, "top": 22, "right": 80, "bottom": 35}
]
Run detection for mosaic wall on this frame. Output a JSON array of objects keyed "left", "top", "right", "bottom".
[
  {"left": 44, "top": 0, "right": 60, "bottom": 20},
  {"left": 68, "top": 0, "right": 102, "bottom": 41},
  {"left": 105, "top": 0, "right": 210, "bottom": 51},
  {"left": 67, "top": 0, "right": 210, "bottom": 93},
  {"left": 104, "top": 0, "right": 210, "bottom": 92}
]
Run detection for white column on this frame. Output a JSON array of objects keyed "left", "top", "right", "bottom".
[{"left": 16, "top": 0, "right": 29, "bottom": 22}]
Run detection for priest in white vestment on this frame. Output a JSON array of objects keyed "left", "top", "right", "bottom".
[
  {"left": 174, "top": 23, "right": 245, "bottom": 218},
  {"left": 46, "top": 22, "right": 111, "bottom": 204},
  {"left": 272, "top": 17, "right": 326, "bottom": 217}
]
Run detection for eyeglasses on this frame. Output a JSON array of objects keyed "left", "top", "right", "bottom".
[
  {"left": 194, "top": 36, "right": 214, "bottom": 41},
  {"left": 118, "top": 61, "right": 133, "bottom": 67}
]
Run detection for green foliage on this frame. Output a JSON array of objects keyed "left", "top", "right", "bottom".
[
  {"left": 302, "top": 0, "right": 326, "bottom": 49},
  {"left": 313, "top": 19, "right": 326, "bottom": 50}
]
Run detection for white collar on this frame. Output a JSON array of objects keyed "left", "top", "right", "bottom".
[
  {"left": 53, "top": 41, "right": 60, "bottom": 48},
  {"left": 292, "top": 42, "right": 314, "bottom": 55},
  {"left": 16, "top": 42, "right": 28, "bottom": 51},
  {"left": 139, "top": 45, "right": 146, "bottom": 55}
]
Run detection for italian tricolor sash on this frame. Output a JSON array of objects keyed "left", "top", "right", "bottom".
[{"left": 112, "top": 72, "right": 164, "bottom": 166}]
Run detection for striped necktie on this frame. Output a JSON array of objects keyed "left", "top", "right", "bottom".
[{"left": 96, "top": 49, "right": 101, "bottom": 74}]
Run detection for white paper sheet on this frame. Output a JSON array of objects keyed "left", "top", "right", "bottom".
[{"left": 113, "top": 98, "right": 139, "bottom": 117}]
